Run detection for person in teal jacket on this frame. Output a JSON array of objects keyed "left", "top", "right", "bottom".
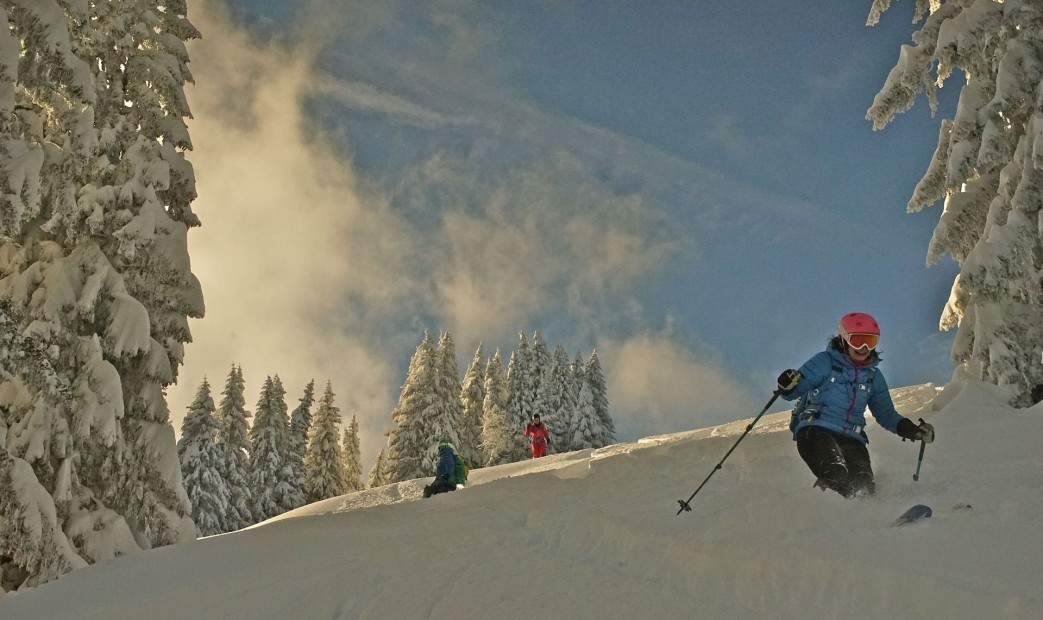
[
  {"left": 777, "top": 312, "right": 935, "bottom": 498},
  {"left": 422, "top": 439, "right": 459, "bottom": 498}
]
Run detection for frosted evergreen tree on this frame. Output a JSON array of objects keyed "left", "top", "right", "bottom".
[
  {"left": 0, "top": 2, "right": 201, "bottom": 588},
  {"left": 304, "top": 382, "right": 346, "bottom": 502},
  {"left": 341, "top": 415, "right": 363, "bottom": 493},
  {"left": 76, "top": 0, "right": 202, "bottom": 550},
  {"left": 458, "top": 344, "right": 487, "bottom": 469},
  {"left": 271, "top": 376, "right": 302, "bottom": 512},
  {"left": 216, "top": 365, "right": 252, "bottom": 530},
  {"left": 176, "top": 379, "right": 230, "bottom": 537},
  {"left": 586, "top": 351, "right": 615, "bottom": 447},
  {"left": 503, "top": 333, "right": 535, "bottom": 461},
  {"left": 567, "top": 352, "right": 587, "bottom": 451},
  {"left": 284, "top": 380, "right": 315, "bottom": 510},
  {"left": 367, "top": 448, "right": 390, "bottom": 489},
  {"left": 248, "top": 376, "right": 292, "bottom": 522},
  {"left": 426, "top": 331, "right": 465, "bottom": 472},
  {"left": 530, "top": 331, "right": 553, "bottom": 426},
  {"left": 867, "top": 0, "right": 1043, "bottom": 405},
  {"left": 481, "top": 349, "right": 514, "bottom": 466},
  {"left": 571, "top": 381, "right": 600, "bottom": 450},
  {"left": 545, "top": 345, "right": 576, "bottom": 452},
  {"left": 0, "top": 304, "right": 88, "bottom": 588},
  {"left": 385, "top": 331, "right": 438, "bottom": 482}
]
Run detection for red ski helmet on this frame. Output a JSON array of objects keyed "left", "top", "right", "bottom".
[{"left": 837, "top": 312, "right": 880, "bottom": 350}]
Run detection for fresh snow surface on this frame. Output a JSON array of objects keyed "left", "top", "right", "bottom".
[{"left": 2, "top": 371, "right": 1041, "bottom": 619}]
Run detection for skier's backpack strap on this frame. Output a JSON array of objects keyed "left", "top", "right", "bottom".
[{"left": 789, "top": 362, "right": 846, "bottom": 434}]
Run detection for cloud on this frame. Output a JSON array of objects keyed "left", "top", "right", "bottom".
[
  {"left": 171, "top": 0, "right": 422, "bottom": 465},
  {"left": 598, "top": 331, "right": 760, "bottom": 440},
  {"left": 311, "top": 77, "right": 459, "bottom": 129}
]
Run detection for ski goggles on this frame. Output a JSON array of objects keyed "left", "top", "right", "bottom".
[{"left": 843, "top": 332, "right": 879, "bottom": 351}]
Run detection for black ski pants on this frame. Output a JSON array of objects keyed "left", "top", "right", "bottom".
[
  {"left": 423, "top": 475, "right": 456, "bottom": 499},
  {"left": 796, "top": 426, "right": 875, "bottom": 498}
]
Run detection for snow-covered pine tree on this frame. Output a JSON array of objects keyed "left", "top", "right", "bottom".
[
  {"left": 0, "top": 1, "right": 201, "bottom": 585},
  {"left": 458, "top": 344, "right": 486, "bottom": 470},
  {"left": 504, "top": 333, "right": 534, "bottom": 461},
  {"left": 481, "top": 349, "right": 513, "bottom": 466},
  {"left": 567, "top": 352, "right": 586, "bottom": 451},
  {"left": 385, "top": 331, "right": 438, "bottom": 482},
  {"left": 248, "top": 376, "right": 291, "bottom": 522},
  {"left": 586, "top": 351, "right": 614, "bottom": 447},
  {"left": 530, "top": 332, "right": 553, "bottom": 432},
  {"left": 426, "top": 331, "right": 465, "bottom": 473},
  {"left": 367, "top": 448, "right": 389, "bottom": 489},
  {"left": 866, "top": 0, "right": 1043, "bottom": 405},
  {"left": 0, "top": 303, "right": 88, "bottom": 589},
  {"left": 271, "top": 377, "right": 302, "bottom": 512},
  {"left": 571, "top": 381, "right": 599, "bottom": 450},
  {"left": 545, "top": 344, "right": 576, "bottom": 453},
  {"left": 341, "top": 415, "right": 363, "bottom": 493},
  {"left": 77, "top": 0, "right": 202, "bottom": 550},
  {"left": 176, "top": 379, "right": 230, "bottom": 537},
  {"left": 215, "top": 365, "right": 252, "bottom": 530},
  {"left": 285, "top": 380, "right": 315, "bottom": 510},
  {"left": 304, "top": 381, "right": 346, "bottom": 502}
]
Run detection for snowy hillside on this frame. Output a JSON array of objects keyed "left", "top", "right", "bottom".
[{"left": 1, "top": 371, "right": 1041, "bottom": 619}]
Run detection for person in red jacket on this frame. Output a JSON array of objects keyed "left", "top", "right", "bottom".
[{"left": 524, "top": 414, "right": 549, "bottom": 458}]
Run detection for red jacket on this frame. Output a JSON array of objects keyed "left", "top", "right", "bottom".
[{"left": 524, "top": 422, "right": 549, "bottom": 445}]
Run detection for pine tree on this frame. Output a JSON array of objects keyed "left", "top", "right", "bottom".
[
  {"left": 571, "top": 381, "right": 600, "bottom": 450},
  {"left": 341, "top": 415, "right": 363, "bottom": 493},
  {"left": 867, "top": 0, "right": 1043, "bottom": 405},
  {"left": 545, "top": 345, "right": 576, "bottom": 452},
  {"left": 248, "top": 376, "right": 291, "bottom": 522},
  {"left": 427, "top": 331, "right": 465, "bottom": 472},
  {"left": 285, "top": 380, "right": 315, "bottom": 510},
  {"left": 367, "top": 448, "right": 389, "bottom": 489},
  {"left": 0, "top": 304, "right": 88, "bottom": 587},
  {"left": 304, "top": 382, "right": 347, "bottom": 502},
  {"left": 481, "top": 350, "right": 513, "bottom": 466},
  {"left": 567, "top": 352, "right": 587, "bottom": 451},
  {"left": 177, "top": 379, "right": 230, "bottom": 537},
  {"left": 530, "top": 332, "right": 553, "bottom": 426},
  {"left": 458, "top": 344, "right": 487, "bottom": 469},
  {"left": 586, "top": 351, "right": 615, "bottom": 447},
  {"left": 386, "top": 331, "right": 438, "bottom": 482},
  {"left": 216, "top": 365, "right": 253, "bottom": 531},
  {"left": 0, "top": 2, "right": 201, "bottom": 588},
  {"left": 504, "top": 332, "right": 535, "bottom": 461}
]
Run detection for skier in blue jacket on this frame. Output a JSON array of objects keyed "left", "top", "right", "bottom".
[{"left": 777, "top": 312, "right": 935, "bottom": 498}]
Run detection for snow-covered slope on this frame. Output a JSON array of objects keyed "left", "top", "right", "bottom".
[{"left": 2, "top": 372, "right": 1041, "bottom": 619}]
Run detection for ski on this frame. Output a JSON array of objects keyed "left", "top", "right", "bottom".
[{"left": 891, "top": 503, "right": 932, "bottom": 526}]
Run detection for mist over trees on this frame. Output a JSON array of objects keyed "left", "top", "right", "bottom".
[{"left": 867, "top": 0, "right": 1043, "bottom": 406}]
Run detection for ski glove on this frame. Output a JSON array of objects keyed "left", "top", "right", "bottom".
[
  {"left": 777, "top": 369, "right": 801, "bottom": 393},
  {"left": 897, "top": 418, "right": 935, "bottom": 444}
]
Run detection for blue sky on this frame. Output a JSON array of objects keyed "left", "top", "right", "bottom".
[{"left": 171, "top": 0, "right": 962, "bottom": 464}]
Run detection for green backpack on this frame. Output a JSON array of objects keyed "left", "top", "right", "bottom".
[{"left": 451, "top": 454, "right": 469, "bottom": 486}]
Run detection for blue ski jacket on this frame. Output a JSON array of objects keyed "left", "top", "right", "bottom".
[
  {"left": 435, "top": 447, "right": 456, "bottom": 480},
  {"left": 781, "top": 342, "right": 904, "bottom": 445}
]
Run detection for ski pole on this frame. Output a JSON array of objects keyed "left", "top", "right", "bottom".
[
  {"left": 912, "top": 417, "right": 927, "bottom": 481},
  {"left": 676, "top": 390, "right": 782, "bottom": 515}
]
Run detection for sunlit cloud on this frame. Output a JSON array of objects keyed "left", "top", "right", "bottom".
[
  {"left": 599, "top": 331, "right": 760, "bottom": 440},
  {"left": 173, "top": 0, "right": 420, "bottom": 461}
]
